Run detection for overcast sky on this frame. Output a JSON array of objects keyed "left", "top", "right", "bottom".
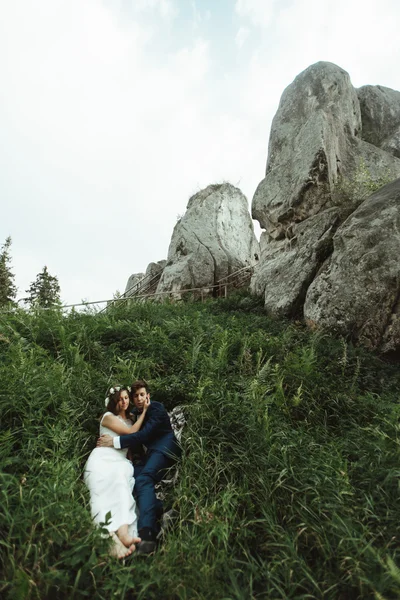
[{"left": 2, "top": 0, "right": 400, "bottom": 306}]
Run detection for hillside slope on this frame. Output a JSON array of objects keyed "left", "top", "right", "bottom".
[{"left": 1, "top": 294, "right": 400, "bottom": 599}]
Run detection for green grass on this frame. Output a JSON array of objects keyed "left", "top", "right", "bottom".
[{"left": 0, "top": 294, "right": 400, "bottom": 599}]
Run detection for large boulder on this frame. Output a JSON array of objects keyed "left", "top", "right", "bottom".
[
  {"left": 156, "top": 183, "right": 259, "bottom": 298},
  {"left": 252, "top": 62, "right": 361, "bottom": 238},
  {"left": 124, "top": 260, "right": 166, "bottom": 298},
  {"left": 142, "top": 260, "right": 167, "bottom": 295},
  {"left": 304, "top": 178, "right": 400, "bottom": 352},
  {"left": 146, "top": 260, "right": 166, "bottom": 279},
  {"left": 124, "top": 272, "right": 145, "bottom": 296},
  {"left": 251, "top": 61, "right": 400, "bottom": 325},
  {"left": 251, "top": 208, "right": 340, "bottom": 317},
  {"left": 357, "top": 85, "right": 400, "bottom": 158},
  {"left": 252, "top": 62, "right": 400, "bottom": 239}
]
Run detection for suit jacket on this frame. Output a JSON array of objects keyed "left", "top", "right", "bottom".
[{"left": 119, "top": 400, "right": 180, "bottom": 459}]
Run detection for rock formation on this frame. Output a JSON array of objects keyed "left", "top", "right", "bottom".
[
  {"left": 252, "top": 62, "right": 400, "bottom": 241},
  {"left": 156, "top": 183, "right": 259, "bottom": 298},
  {"left": 124, "top": 272, "right": 145, "bottom": 296},
  {"left": 124, "top": 260, "right": 166, "bottom": 297},
  {"left": 251, "top": 61, "right": 400, "bottom": 349},
  {"left": 250, "top": 207, "right": 340, "bottom": 317},
  {"left": 357, "top": 85, "right": 400, "bottom": 158},
  {"left": 145, "top": 260, "right": 167, "bottom": 283},
  {"left": 304, "top": 178, "right": 400, "bottom": 352}
]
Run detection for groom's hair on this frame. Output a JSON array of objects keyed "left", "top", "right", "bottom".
[{"left": 131, "top": 379, "right": 150, "bottom": 394}]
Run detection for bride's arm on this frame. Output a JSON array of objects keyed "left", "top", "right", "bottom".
[{"left": 101, "top": 399, "right": 150, "bottom": 434}]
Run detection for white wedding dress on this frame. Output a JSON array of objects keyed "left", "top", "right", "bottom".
[{"left": 84, "top": 412, "right": 138, "bottom": 537}]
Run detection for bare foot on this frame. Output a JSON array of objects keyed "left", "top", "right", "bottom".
[
  {"left": 117, "top": 524, "right": 137, "bottom": 548},
  {"left": 109, "top": 532, "right": 135, "bottom": 559}
]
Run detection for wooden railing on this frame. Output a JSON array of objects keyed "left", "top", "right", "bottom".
[
  {"left": 215, "top": 264, "right": 255, "bottom": 296},
  {"left": 3, "top": 263, "right": 256, "bottom": 314},
  {"left": 124, "top": 270, "right": 164, "bottom": 299},
  {"left": 120, "top": 263, "right": 257, "bottom": 304}
]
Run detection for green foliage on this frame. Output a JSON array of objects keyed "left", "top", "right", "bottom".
[
  {"left": 25, "top": 266, "right": 61, "bottom": 309},
  {"left": 0, "top": 295, "right": 400, "bottom": 598},
  {"left": 0, "top": 236, "right": 17, "bottom": 307}
]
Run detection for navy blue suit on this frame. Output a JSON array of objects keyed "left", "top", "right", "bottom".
[{"left": 119, "top": 401, "right": 180, "bottom": 535}]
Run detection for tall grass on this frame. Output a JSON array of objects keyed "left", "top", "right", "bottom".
[{"left": 0, "top": 294, "right": 399, "bottom": 599}]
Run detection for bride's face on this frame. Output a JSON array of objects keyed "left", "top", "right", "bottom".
[{"left": 116, "top": 390, "right": 130, "bottom": 414}]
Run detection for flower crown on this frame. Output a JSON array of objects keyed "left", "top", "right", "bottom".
[{"left": 104, "top": 385, "right": 131, "bottom": 407}]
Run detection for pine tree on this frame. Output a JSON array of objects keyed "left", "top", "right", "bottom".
[
  {"left": 0, "top": 236, "right": 17, "bottom": 307},
  {"left": 26, "top": 266, "right": 61, "bottom": 308}
]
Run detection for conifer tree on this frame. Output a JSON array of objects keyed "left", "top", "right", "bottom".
[
  {"left": 26, "top": 266, "right": 61, "bottom": 308},
  {"left": 0, "top": 236, "right": 17, "bottom": 307}
]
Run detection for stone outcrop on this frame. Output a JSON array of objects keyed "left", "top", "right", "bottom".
[
  {"left": 251, "top": 208, "right": 340, "bottom": 317},
  {"left": 357, "top": 85, "right": 400, "bottom": 158},
  {"left": 252, "top": 62, "right": 362, "bottom": 238},
  {"left": 144, "top": 260, "right": 167, "bottom": 282},
  {"left": 124, "top": 260, "right": 166, "bottom": 297},
  {"left": 124, "top": 272, "right": 145, "bottom": 296},
  {"left": 252, "top": 62, "right": 400, "bottom": 240},
  {"left": 156, "top": 183, "right": 259, "bottom": 298},
  {"left": 251, "top": 61, "right": 400, "bottom": 349},
  {"left": 304, "top": 178, "right": 400, "bottom": 352}
]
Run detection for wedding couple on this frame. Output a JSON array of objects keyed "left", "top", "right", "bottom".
[{"left": 84, "top": 379, "right": 180, "bottom": 558}]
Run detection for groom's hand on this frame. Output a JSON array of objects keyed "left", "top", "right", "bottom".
[{"left": 97, "top": 434, "right": 113, "bottom": 447}]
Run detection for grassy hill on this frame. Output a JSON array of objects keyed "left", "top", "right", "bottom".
[{"left": 1, "top": 293, "right": 400, "bottom": 599}]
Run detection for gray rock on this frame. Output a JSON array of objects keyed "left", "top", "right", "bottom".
[
  {"left": 124, "top": 260, "right": 166, "bottom": 298},
  {"left": 251, "top": 61, "right": 400, "bottom": 324},
  {"left": 145, "top": 260, "right": 166, "bottom": 278},
  {"left": 250, "top": 208, "right": 340, "bottom": 317},
  {"left": 156, "top": 183, "right": 259, "bottom": 299},
  {"left": 304, "top": 178, "right": 400, "bottom": 351},
  {"left": 252, "top": 62, "right": 361, "bottom": 239},
  {"left": 124, "top": 272, "right": 145, "bottom": 296},
  {"left": 357, "top": 85, "right": 400, "bottom": 158},
  {"left": 140, "top": 260, "right": 167, "bottom": 296}
]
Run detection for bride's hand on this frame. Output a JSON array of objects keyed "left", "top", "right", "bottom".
[{"left": 143, "top": 397, "right": 150, "bottom": 412}]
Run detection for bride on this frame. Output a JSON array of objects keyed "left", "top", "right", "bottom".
[{"left": 84, "top": 385, "right": 149, "bottom": 558}]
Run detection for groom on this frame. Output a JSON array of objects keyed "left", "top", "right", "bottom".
[{"left": 97, "top": 379, "right": 180, "bottom": 555}]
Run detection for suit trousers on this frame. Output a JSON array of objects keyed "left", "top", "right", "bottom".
[{"left": 133, "top": 450, "right": 174, "bottom": 533}]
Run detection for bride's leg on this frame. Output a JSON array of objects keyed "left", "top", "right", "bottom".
[
  {"left": 109, "top": 532, "right": 135, "bottom": 559},
  {"left": 116, "top": 524, "right": 136, "bottom": 548}
]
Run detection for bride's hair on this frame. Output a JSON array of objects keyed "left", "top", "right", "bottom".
[{"left": 104, "top": 385, "right": 131, "bottom": 416}]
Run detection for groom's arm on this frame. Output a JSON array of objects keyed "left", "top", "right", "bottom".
[{"left": 114, "top": 403, "right": 168, "bottom": 450}]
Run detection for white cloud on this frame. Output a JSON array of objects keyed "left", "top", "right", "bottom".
[
  {"left": 273, "top": 0, "right": 400, "bottom": 84},
  {"left": 235, "top": 27, "right": 250, "bottom": 49},
  {"left": 235, "top": 0, "right": 400, "bottom": 89},
  {"left": 235, "top": 0, "right": 279, "bottom": 28},
  {"left": 132, "top": 0, "right": 178, "bottom": 21},
  {"left": 191, "top": 0, "right": 201, "bottom": 27},
  {"left": 190, "top": 1, "right": 212, "bottom": 32}
]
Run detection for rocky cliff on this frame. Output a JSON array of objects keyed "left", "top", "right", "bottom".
[
  {"left": 251, "top": 61, "right": 400, "bottom": 351},
  {"left": 304, "top": 178, "right": 400, "bottom": 352}
]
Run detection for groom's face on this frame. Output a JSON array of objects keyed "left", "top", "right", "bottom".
[{"left": 133, "top": 387, "right": 150, "bottom": 412}]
